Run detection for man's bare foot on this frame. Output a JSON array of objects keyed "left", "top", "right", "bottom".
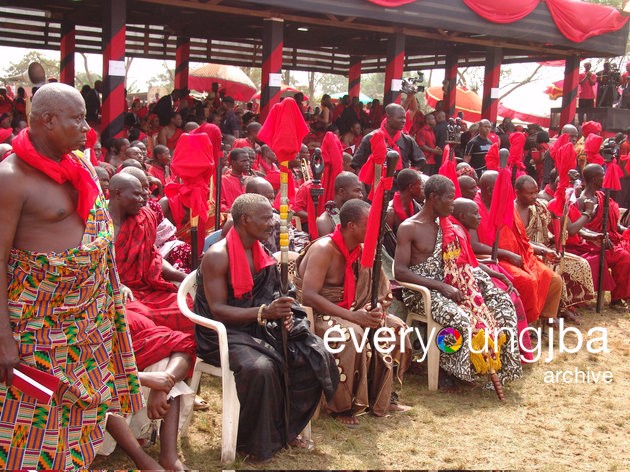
[
  {"left": 159, "top": 456, "right": 187, "bottom": 471},
  {"left": 332, "top": 413, "right": 359, "bottom": 428},
  {"left": 387, "top": 403, "right": 412, "bottom": 412}
]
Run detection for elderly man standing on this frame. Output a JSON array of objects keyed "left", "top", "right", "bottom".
[{"left": 0, "top": 83, "right": 142, "bottom": 469}]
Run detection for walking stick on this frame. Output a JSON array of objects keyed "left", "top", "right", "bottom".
[
  {"left": 370, "top": 151, "right": 400, "bottom": 310},
  {"left": 491, "top": 149, "right": 511, "bottom": 262},
  {"left": 596, "top": 189, "right": 610, "bottom": 313},
  {"left": 309, "top": 148, "right": 325, "bottom": 219},
  {"left": 279, "top": 162, "right": 291, "bottom": 447},
  {"left": 190, "top": 215, "right": 199, "bottom": 270},
  {"left": 214, "top": 162, "right": 222, "bottom": 231}
]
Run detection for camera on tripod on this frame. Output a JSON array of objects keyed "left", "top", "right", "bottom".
[{"left": 400, "top": 71, "right": 426, "bottom": 95}]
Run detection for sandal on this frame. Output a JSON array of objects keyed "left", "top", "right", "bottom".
[
  {"left": 194, "top": 395, "right": 210, "bottom": 411},
  {"left": 288, "top": 435, "right": 315, "bottom": 451}
]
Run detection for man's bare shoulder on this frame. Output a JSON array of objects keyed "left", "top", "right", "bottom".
[
  {"left": 0, "top": 154, "right": 28, "bottom": 197},
  {"left": 201, "top": 239, "right": 229, "bottom": 274}
]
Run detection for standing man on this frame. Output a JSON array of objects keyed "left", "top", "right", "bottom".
[
  {"left": 596, "top": 62, "right": 620, "bottom": 108},
  {"left": 220, "top": 96, "right": 241, "bottom": 138},
  {"left": 578, "top": 62, "right": 597, "bottom": 124},
  {"left": 414, "top": 113, "right": 441, "bottom": 175},
  {"left": 351, "top": 103, "right": 425, "bottom": 176},
  {"left": 0, "top": 83, "right": 142, "bottom": 469},
  {"left": 464, "top": 119, "right": 493, "bottom": 177}
]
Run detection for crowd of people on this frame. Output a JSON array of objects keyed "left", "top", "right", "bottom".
[{"left": 0, "top": 68, "right": 629, "bottom": 469}]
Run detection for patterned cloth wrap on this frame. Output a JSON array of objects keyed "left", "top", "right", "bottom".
[{"left": 0, "top": 152, "right": 143, "bottom": 470}]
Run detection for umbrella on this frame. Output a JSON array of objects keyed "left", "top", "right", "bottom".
[
  {"left": 329, "top": 91, "right": 373, "bottom": 103},
  {"left": 497, "top": 81, "right": 557, "bottom": 128},
  {"left": 189, "top": 63, "right": 256, "bottom": 101},
  {"left": 251, "top": 84, "right": 309, "bottom": 101},
  {"left": 425, "top": 85, "right": 482, "bottom": 121}
]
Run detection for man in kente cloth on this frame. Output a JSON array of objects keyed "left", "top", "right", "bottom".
[
  {"left": 109, "top": 173, "right": 194, "bottom": 334},
  {"left": 577, "top": 164, "right": 630, "bottom": 310},
  {"left": 316, "top": 171, "right": 364, "bottom": 236},
  {"left": 295, "top": 199, "right": 412, "bottom": 428},
  {"left": 473, "top": 171, "right": 562, "bottom": 326},
  {"left": 0, "top": 83, "right": 143, "bottom": 470},
  {"left": 516, "top": 175, "right": 595, "bottom": 320},
  {"left": 195, "top": 193, "right": 339, "bottom": 462},
  {"left": 395, "top": 175, "right": 522, "bottom": 388}
]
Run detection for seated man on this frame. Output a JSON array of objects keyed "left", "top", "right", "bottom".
[
  {"left": 395, "top": 175, "right": 522, "bottom": 386},
  {"left": 385, "top": 168, "right": 424, "bottom": 236},
  {"left": 517, "top": 175, "right": 595, "bottom": 317},
  {"left": 458, "top": 175, "right": 479, "bottom": 200},
  {"left": 102, "top": 301, "right": 195, "bottom": 471},
  {"left": 473, "top": 171, "right": 562, "bottom": 325},
  {"left": 296, "top": 199, "right": 412, "bottom": 427},
  {"left": 195, "top": 194, "right": 339, "bottom": 461},
  {"left": 451, "top": 198, "right": 533, "bottom": 361},
  {"left": 220, "top": 148, "right": 250, "bottom": 212},
  {"left": 108, "top": 173, "right": 192, "bottom": 333},
  {"left": 316, "top": 171, "right": 364, "bottom": 236},
  {"left": 577, "top": 164, "right": 630, "bottom": 309}
]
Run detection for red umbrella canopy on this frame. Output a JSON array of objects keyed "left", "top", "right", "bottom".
[
  {"left": 425, "top": 85, "right": 481, "bottom": 121},
  {"left": 251, "top": 84, "right": 309, "bottom": 101},
  {"left": 189, "top": 63, "right": 256, "bottom": 101}
]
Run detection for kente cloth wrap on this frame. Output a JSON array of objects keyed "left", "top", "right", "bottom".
[
  {"left": 1, "top": 168, "right": 142, "bottom": 470},
  {"left": 12, "top": 128, "right": 99, "bottom": 222},
  {"left": 329, "top": 225, "right": 362, "bottom": 308},
  {"left": 226, "top": 227, "right": 277, "bottom": 299},
  {"left": 358, "top": 119, "right": 403, "bottom": 199}
]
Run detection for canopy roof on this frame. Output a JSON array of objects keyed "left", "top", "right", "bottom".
[{"left": 1, "top": 0, "right": 627, "bottom": 75}]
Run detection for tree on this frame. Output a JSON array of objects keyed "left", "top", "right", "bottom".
[
  {"left": 148, "top": 61, "right": 174, "bottom": 90},
  {"left": 1, "top": 51, "right": 59, "bottom": 82}
]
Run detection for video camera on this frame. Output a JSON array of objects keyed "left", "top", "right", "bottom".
[{"left": 400, "top": 71, "right": 426, "bottom": 95}]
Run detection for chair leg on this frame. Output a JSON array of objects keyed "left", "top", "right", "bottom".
[
  {"left": 427, "top": 318, "right": 440, "bottom": 391},
  {"left": 301, "top": 421, "right": 312, "bottom": 442},
  {"left": 181, "top": 362, "right": 204, "bottom": 438},
  {"left": 221, "top": 371, "right": 240, "bottom": 464}
]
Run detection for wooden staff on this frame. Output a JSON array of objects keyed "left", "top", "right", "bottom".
[
  {"left": 596, "top": 189, "right": 611, "bottom": 313},
  {"left": 309, "top": 148, "right": 325, "bottom": 219},
  {"left": 490, "top": 148, "right": 510, "bottom": 262},
  {"left": 370, "top": 151, "right": 400, "bottom": 310},
  {"left": 190, "top": 215, "right": 199, "bottom": 270},
  {"left": 278, "top": 162, "right": 291, "bottom": 446},
  {"left": 214, "top": 160, "right": 222, "bottom": 231}
]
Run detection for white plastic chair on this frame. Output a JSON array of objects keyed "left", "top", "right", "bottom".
[
  {"left": 177, "top": 270, "right": 239, "bottom": 464},
  {"left": 177, "top": 268, "right": 312, "bottom": 463},
  {"left": 393, "top": 263, "right": 442, "bottom": 391}
]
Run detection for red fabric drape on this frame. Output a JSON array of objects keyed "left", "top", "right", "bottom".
[
  {"left": 321, "top": 131, "right": 344, "bottom": 204},
  {"left": 546, "top": 0, "right": 629, "bottom": 43},
  {"left": 366, "top": 0, "right": 629, "bottom": 43},
  {"left": 366, "top": 0, "right": 416, "bottom": 6},
  {"left": 462, "top": 0, "right": 539, "bottom": 24},
  {"left": 547, "top": 142, "right": 576, "bottom": 217},
  {"left": 438, "top": 145, "right": 461, "bottom": 199}
]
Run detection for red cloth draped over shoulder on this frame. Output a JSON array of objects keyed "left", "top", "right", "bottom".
[
  {"left": 586, "top": 191, "right": 623, "bottom": 245},
  {"left": 330, "top": 224, "right": 362, "bottom": 309},
  {"left": 449, "top": 217, "right": 479, "bottom": 268},
  {"left": 12, "top": 128, "right": 100, "bottom": 222},
  {"left": 438, "top": 145, "right": 461, "bottom": 198},
  {"left": 498, "top": 207, "right": 554, "bottom": 320},
  {"left": 116, "top": 206, "right": 177, "bottom": 293},
  {"left": 220, "top": 172, "right": 246, "bottom": 212},
  {"left": 226, "top": 227, "right": 277, "bottom": 299}
]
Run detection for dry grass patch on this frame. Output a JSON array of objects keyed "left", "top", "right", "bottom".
[{"left": 93, "top": 307, "right": 630, "bottom": 470}]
